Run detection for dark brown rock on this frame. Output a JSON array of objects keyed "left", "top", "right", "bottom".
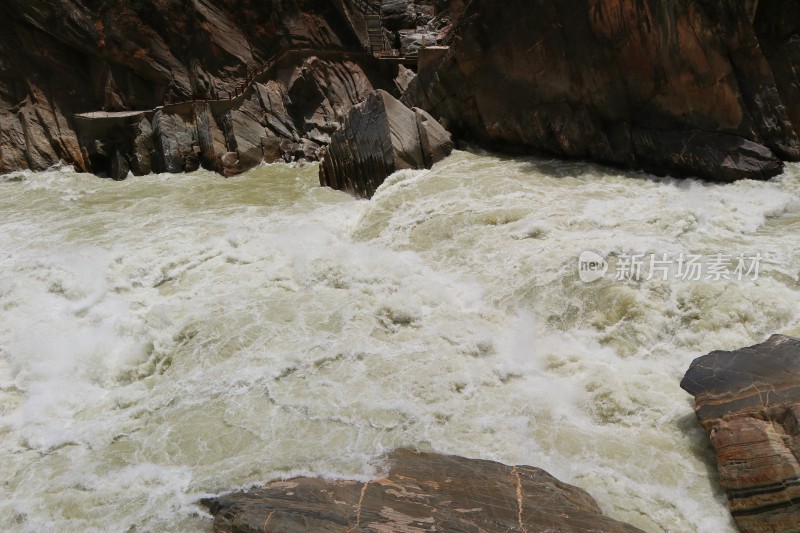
[
  {"left": 74, "top": 54, "right": 401, "bottom": 178},
  {"left": 681, "top": 335, "right": 800, "bottom": 532},
  {"left": 110, "top": 149, "right": 129, "bottom": 181},
  {"left": 319, "top": 89, "right": 453, "bottom": 198},
  {"left": 130, "top": 116, "right": 154, "bottom": 176},
  {"left": 202, "top": 449, "right": 645, "bottom": 533},
  {"left": 405, "top": 0, "right": 800, "bottom": 182},
  {"left": 152, "top": 109, "right": 198, "bottom": 174},
  {"left": 223, "top": 99, "right": 268, "bottom": 175},
  {"left": 0, "top": 0, "right": 407, "bottom": 176}
]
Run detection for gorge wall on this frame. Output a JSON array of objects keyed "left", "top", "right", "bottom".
[
  {"left": 0, "top": 0, "right": 443, "bottom": 176},
  {"left": 3, "top": 0, "right": 800, "bottom": 183},
  {"left": 405, "top": 0, "right": 800, "bottom": 182}
]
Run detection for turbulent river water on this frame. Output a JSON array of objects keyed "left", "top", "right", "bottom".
[{"left": 1, "top": 150, "right": 800, "bottom": 532}]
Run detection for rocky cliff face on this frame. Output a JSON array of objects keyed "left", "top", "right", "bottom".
[
  {"left": 682, "top": 335, "right": 800, "bottom": 532},
  {"left": 0, "top": 0, "right": 434, "bottom": 176},
  {"left": 202, "top": 449, "right": 645, "bottom": 532},
  {"left": 74, "top": 54, "right": 399, "bottom": 179},
  {"left": 406, "top": 0, "right": 800, "bottom": 182},
  {"left": 4, "top": 0, "right": 800, "bottom": 183}
]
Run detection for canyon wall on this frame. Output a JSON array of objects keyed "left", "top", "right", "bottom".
[
  {"left": 3, "top": 0, "right": 800, "bottom": 183},
  {"left": 405, "top": 0, "right": 800, "bottom": 181},
  {"left": 0, "top": 0, "right": 391, "bottom": 175}
]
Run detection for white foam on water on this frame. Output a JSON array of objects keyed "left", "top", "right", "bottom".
[{"left": 0, "top": 156, "right": 798, "bottom": 532}]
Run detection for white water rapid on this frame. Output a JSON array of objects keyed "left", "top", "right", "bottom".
[{"left": 2, "top": 151, "right": 799, "bottom": 532}]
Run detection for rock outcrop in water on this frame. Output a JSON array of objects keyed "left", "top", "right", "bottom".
[
  {"left": 405, "top": 0, "right": 800, "bottom": 182},
  {"left": 73, "top": 56, "right": 395, "bottom": 177},
  {"left": 202, "top": 449, "right": 644, "bottom": 532},
  {"left": 319, "top": 89, "right": 453, "bottom": 198},
  {"left": 681, "top": 334, "right": 800, "bottom": 532}
]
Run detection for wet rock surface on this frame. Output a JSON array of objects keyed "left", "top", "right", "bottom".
[
  {"left": 319, "top": 89, "right": 453, "bottom": 198},
  {"left": 202, "top": 449, "right": 645, "bottom": 532},
  {"left": 405, "top": 0, "right": 800, "bottom": 182},
  {"left": 682, "top": 334, "right": 800, "bottom": 532}
]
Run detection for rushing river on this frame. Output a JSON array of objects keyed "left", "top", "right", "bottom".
[{"left": 1, "top": 151, "right": 799, "bottom": 532}]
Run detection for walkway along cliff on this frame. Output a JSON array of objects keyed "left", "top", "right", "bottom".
[{"left": 0, "top": 0, "right": 443, "bottom": 178}]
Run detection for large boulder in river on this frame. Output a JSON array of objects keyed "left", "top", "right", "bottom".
[
  {"left": 681, "top": 335, "right": 800, "bottom": 532},
  {"left": 202, "top": 449, "right": 644, "bottom": 532},
  {"left": 405, "top": 0, "right": 800, "bottom": 182},
  {"left": 319, "top": 90, "right": 454, "bottom": 198}
]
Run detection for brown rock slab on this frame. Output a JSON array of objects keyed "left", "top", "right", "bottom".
[
  {"left": 319, "top": 90, "right": 454, "bottom": 198},
  {"left": 202, "top": 449, "right": 644, "bottom": 533},
  {"left": 682, "top": 334, "right": 800, "bottom": 532}
]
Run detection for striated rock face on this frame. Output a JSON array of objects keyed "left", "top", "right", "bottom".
[
  {"left": 406, "top": 0, "right": 800, "bottom": 182},
  {"left": 681, "top": 335, "right": 800, "bottom": 532},
  {"left": 202, "top": 449, "right": 645, "bottom": 532},
  {"left": 73, "top": 56, "right": 394, "bottom": 177},
  {"left": 319, "top": 89, "right": 453, "bottom": 198},
  {"left": 0, "top": 0, "right": 408, "bottom": 176}
]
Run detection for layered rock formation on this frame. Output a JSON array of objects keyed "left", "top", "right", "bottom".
[
  {"left": 5, "top": 0, "right": 800, "bottom": 184},
  {"left": 74, "top": 55, "right": 395, "bottom": 177},
  {"left": 319, "top": 89, "right": 453, "bottom": 198},
  {"left": 681, "top": 335, "right": 800, "bottom": 532},
  {"left": 406, "top": 0, "right": 800, "bottom": 182},
  {"left": 0, "top": 0, "right": 441, "bottom": 176},
  {"left": 202, "top": 449, "right": 644, "bottom": 532}
]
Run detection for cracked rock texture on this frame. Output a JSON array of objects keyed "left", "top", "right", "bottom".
[
  {"left": 202, "top": 449, "right": 644, "bottom": 533},
  {"left": 74, "top": 56, "right": 396, "bottom": 178},
  {"left": 319, "top": 89, "right": 453, "bottom": 198},
  {"left": 682, "top": 334, "right": 800, "bottom": 532},
  {"left": 0, "top": 0, "right": 440, "bottom": 176},
  {"left": 405, "top": 0, "right": 800, "bottom": 182}
]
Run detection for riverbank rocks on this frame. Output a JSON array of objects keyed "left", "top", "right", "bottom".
[
  {"left": 405, "top": 0, "right": 800, "bottom": 182},
  {"left": 71, "top": 56, "right": 400, "bottom": 178},
  {"left": 0, "top": 0, "right": 439, "bottom": 176},
  {"left": 681, "top": 334, "right": 800, "bottom": 532},
  {"left": 319, "top": 90, "right": 453, "bottom": 198},
  {"left": 202, "top": 449, "right": 644, "bottom": 532}
]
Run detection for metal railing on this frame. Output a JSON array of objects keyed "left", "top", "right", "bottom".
[{"left": 352, "top": 0, "right": 381, "bottom": 15}]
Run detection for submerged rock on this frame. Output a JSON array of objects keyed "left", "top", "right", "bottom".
[
  {"left": 202, "top": 449, "right": 645, "bottom": 532},
  {"left": 406, "top": 0, "right": 800, "bottom": 182},
  {"left": 681, "top": 334, "right": 800, "bottom": 532},
  {"left": 319, "top": 89, "right": 453, "bottom": 198}
]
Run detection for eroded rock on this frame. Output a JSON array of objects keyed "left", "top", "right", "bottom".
[
  {"left": 406, "top": 0, "right": 800, "bottom": 182},
  {"left": 319, "top": 89, "right": 453, "bottom": 198},
  {"left": 681, "top": 334, "right": 800, "bottom": 532},
  {"left": 202, "top": 449, "right": 645, "bottom": 532},
  {"left": 0, "top": 0, "right": 411, "bottom": 176}
]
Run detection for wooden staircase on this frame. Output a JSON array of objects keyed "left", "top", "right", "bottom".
[
  {"left": 364, "top": 13, "right": 385, "bottom": 54},
  {"left": 352, "top": 0, "right": 386, "bottom": 55},
  {"left": 352, "top": 0, "right": 418, "bottom": 65}
]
